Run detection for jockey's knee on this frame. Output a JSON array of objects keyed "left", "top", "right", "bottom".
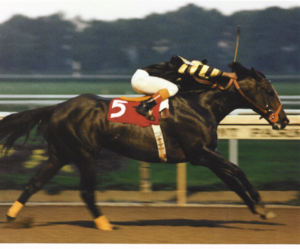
[
  {"left": 131, "top": 69, "right": 149, "bottom": 91},
  {"left": 168, "top": 84, "right": 178, "bottom": 96},
  {"left": 131, "top": 69, "right": 178, "bottom": 97}
]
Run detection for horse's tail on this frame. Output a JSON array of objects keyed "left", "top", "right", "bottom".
[{"left": 0, "top": 105, "right": 56, "bottom": 154}]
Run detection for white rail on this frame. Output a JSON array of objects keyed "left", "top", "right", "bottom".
[
  {"left": 0, "top": 74, "right": 299, "bottom": 80},
  {"left": 0, "top": 75, "right": 131, "bottom": 80},
  {"left": 0, "top": 95, "right": 299, "bottom": 110}
]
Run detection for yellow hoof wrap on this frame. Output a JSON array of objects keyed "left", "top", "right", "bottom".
[
  {"left": 7, "top": 201, "right": 24, "bottom": 218},
  {"left": 94, "top": 215, "right": 113, "bottom": 231}
]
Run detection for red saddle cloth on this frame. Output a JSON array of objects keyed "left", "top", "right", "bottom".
[{"left": 107, "top": 98, "right": 160, "bottom": 127}]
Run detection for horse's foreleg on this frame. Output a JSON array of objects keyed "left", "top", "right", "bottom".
[
  {"left": 209, "top": 167, "right": 257, "bottom": 214},
  {"left": 77, "top": 156, "right": 113, "bottom": 231},
  {"left": 6, "top": 157, "right": 63, "bottom": 221},
  {"left": 197, "top": 148, "right": 276, "bottom": 219},
  {"left": 213, "top": 150, "right": 261, "bottom": 203}
]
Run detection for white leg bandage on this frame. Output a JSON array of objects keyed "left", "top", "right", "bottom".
[{"left": 131, "top": 69, "right": 178, "bottom": 96}]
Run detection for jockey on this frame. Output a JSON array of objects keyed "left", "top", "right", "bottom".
[{"left": 132, "top": 55, "right": 237, "bottom": 120}]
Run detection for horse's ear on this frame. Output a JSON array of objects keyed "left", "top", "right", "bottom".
[
  {"left": 251, "top": 67, "right": 261, "bottom": 80},
  {"left": 228, "top": 62, "right": 245, "bottom": 74},
  {"left": 228, "top": 62, "right": 254, "bottom": 79},
  {"left": 228, "top": 62, "right": 239, "bottom": 73}
]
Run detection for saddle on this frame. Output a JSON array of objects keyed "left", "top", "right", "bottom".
[
  {"left": 119, "top": 95, "right": 170, "bottom": 121},
  {"left": 107, "top": 95, "right": 169, "bottom": 162}
]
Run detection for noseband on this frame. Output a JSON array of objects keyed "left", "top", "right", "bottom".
[{"left": 197, "top": 78, "right": 282, "bottom": 123}]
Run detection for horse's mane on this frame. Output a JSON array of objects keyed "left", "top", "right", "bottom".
[{"left": 229, "top": 62, "right": 266, "bottom": 79}]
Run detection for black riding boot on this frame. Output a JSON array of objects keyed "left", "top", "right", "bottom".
[{"left": 135, "top": 97, "right": 157, "bottom": 121}]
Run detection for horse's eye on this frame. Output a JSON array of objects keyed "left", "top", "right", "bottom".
[
  {"left": 262, "top": 80, "right": 275, "bottom": 97},
  {"left": 268, "top": 89, "right": 275, "bottom": 97}
]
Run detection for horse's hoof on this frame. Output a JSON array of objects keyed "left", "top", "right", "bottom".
[
  {"left": 94, "top": 215, "right": 113, "bottom": 231},
  {"left": 260, "top": 211, "right": 277, "bottom": 220},
  {"left": 6, "top": 215, "right": 16, "bottom": 222},
  {"left": 254, "top": 203, "right": 277, "bottom": 220}
]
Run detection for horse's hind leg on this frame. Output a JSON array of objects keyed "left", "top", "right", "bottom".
[
  {"left": 6, "top": 156, "right": 64, "bottom": 221},
  {"left": 76, "top": 155, "right": 113, "bottom": 231}
]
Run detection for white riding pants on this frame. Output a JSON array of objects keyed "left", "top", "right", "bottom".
[{"left": 131, "top": 69, "right": 179, "bottom": 96}]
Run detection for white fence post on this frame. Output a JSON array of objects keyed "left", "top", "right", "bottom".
[
  {"left": 139, "top": 161, "right": 151, "bottom": 204},
  {"left": 176, "top": 163, "right": 187, "bottom": 206},
  {"left": 229, "top": 139, "right": 238, "bottom": 165}
]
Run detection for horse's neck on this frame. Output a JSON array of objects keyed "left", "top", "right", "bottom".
[{"left": 195, "top": 88, "right": 243, "bottom": 124}]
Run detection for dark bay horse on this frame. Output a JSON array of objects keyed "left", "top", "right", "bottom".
[{"left": 0, "top": 62, "right": 289, "bottom": 230}]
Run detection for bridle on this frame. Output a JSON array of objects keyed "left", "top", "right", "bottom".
[{"left": 196, "top": 77, "right": 282, "bottom": 124}]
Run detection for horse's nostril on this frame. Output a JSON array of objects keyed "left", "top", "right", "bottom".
[
  {"left": 281, "top": 119, "right": 289, "bottom": 129},
  {"left": 280, "top": 118, "right": 290, "bottom": 128}
]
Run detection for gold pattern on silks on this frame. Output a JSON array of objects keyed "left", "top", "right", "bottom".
[{"left": 151, "top": 124, "right": 167, "bottom": 162}]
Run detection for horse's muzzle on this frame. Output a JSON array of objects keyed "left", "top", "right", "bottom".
[{"left": 272, "top": 117, "right": 289, "bottom": 130}]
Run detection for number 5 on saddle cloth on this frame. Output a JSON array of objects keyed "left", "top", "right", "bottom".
[{"left": 107, "top": 97, "right": 169, "bottom": 162}]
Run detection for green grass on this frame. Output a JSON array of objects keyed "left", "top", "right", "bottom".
[
  {"left": 0, "top": 81, "right": 137, "bottom": 112},
  {"left": 1, "top": 140, "right": 298, "bottom": 192},
  {"left": 188, "top": 140, "right": 300, "bottom": 191},
  {"left": 272, "top": 82, "right": 300, "bottom": 96},
  {"left": 0, "top": 81, "right": 299, "bottom": 95},
  {"left": 0, "top": 81, "right": 136, "bottom": 95},
  {"left": 0, "top": 81, "right": 298, "bottom": 112},
  {"left": 150, "top": 140, "right": 300, "bottom": 191},
  {"left": 237, "top": 140, "right": 300, "bottom": 190}
]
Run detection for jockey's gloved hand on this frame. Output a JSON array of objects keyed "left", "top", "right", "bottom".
[{"left": 222, "top": 72, "right": 238, "bottom": 79}]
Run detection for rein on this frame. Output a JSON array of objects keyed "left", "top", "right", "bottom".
[{"left": 198, "top": 78, "right": 282, "bottom": 123}]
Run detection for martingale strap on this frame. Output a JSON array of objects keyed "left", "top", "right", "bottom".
[{"left": 151, "top": 124, "right": 167, "bottom": 162}]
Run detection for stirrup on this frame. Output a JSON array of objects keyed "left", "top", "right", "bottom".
[
  {"left": 145, "top": 113, "right": 155, "bottom": 121},
  {"left": 135, "top": 105, "right": 155, "bottom": 121}
]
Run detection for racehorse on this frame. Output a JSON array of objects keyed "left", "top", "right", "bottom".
[{"left": 0, "top": 62, "right": 289, "bottom": 230}]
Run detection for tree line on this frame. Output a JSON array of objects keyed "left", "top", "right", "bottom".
[{"left": 0, "top": 4, "right": 299, "bottom": 75}]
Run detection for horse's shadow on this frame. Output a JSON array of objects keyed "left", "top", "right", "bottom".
[
  {"left": 35, "top": 220, "right": 95, "bottom": 229},
  {"left": 33, "top": 219, "right": 284, "bottom": 231},
  {"left": 113, "top": 219, "right": 284, "bottom": 230}
]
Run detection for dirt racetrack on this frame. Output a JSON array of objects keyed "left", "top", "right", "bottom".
[{"left": 0, "top": 205, "right": 299, "bottom": 244}]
